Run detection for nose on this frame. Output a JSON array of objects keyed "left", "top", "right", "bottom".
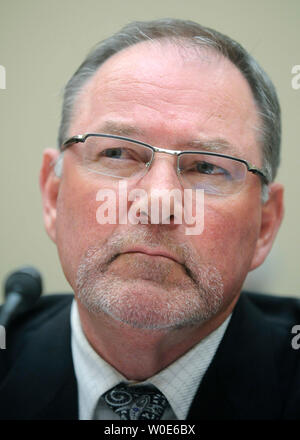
[
  {"left": 129, "top": 153, "right": 184, "bottom": 226},
  {"left": 145, "top": 152, "right": 181, "bottom": 189}
]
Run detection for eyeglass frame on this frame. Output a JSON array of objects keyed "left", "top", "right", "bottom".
[{"left": 60, "top": 133, "right": 270, "bottom": 187}]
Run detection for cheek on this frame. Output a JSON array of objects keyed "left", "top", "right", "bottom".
[
  {"left": 193, "top": 197, "right": 261, "bottom": 287},
  {"left": 55, "top": 176, "right": 118, "bottom": 288}
]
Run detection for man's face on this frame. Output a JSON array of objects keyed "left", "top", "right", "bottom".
[{"left": 46, "top": 42, "right": 272, "bottom": 330}]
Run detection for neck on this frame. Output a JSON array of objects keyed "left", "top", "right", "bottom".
[{"left": 76, "top": 297, "right": 237, "bottom": 381}]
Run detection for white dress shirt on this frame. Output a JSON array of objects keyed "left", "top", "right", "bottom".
[{"left": 71, "top": 299, "right": 231, "bottom": 420}]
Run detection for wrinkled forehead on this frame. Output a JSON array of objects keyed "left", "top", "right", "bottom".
[{"left": 70, "top": 38, "right": 260, "bottom": 148}]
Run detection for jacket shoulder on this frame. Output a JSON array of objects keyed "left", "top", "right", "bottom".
[
  {"left": 0, "top": 293, "right": 77, "bottom": 420},
  {"left": 243, "top": 291, "right": 300, "bottom": 328},
  {"left": 0, "top": 294, "right": 74, "bottom": 367}
]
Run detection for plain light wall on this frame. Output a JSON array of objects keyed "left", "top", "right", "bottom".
[{"left": 0, "top": 0, "right": 299, "bottom": 302}]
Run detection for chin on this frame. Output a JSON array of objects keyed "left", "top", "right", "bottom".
[{"left": 77, "top": 275, "right": 223, "bottom": 331}]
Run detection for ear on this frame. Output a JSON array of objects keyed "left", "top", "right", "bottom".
[
  {"left": 250, "top": 183, "right": 284, "bottom": 271},
  {"left": 39, "top": 148, "right": 61, "bottom": 243}
]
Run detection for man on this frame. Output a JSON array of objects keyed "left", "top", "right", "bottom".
[{"left": 0, "top": 18, "right": 299, "bottom": 420}]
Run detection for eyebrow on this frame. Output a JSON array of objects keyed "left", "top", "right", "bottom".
[
  {"left": 185, "top": 138, "right": 239, "bottom": 156},
  {"left": 94, "top": 121, "right": 239, "bottom": 156},
  {"left": 96, "top": 120, "right": 143, "bottom": 137}
]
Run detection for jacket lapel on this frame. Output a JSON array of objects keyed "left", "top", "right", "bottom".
[{"left": 187, "top": 293, "right": 282, "bottom": 419}]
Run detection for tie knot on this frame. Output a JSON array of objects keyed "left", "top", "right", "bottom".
[{"left": 103, "top": 382, "right": 169, "bottom": 420}]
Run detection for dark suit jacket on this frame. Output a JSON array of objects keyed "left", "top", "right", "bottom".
[{"left": 0, "top": 292, "right": 300, "bottom": 420}]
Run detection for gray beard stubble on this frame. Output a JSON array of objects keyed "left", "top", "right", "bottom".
[{"left": 76, "top": 228, "right": 224, "bottom": 330}]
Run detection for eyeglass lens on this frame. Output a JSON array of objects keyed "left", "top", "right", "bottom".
[{"left": 82, "top": 136, "right": 247, "bottom": 195}]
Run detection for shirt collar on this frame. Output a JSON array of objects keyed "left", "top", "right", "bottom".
[{"left": 71, "top": 299, "right": 231, "bottom": 420}]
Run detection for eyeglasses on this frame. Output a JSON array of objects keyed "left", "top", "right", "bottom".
[{"left": 61, "top": 133, "right": 269, "bottom": 196}]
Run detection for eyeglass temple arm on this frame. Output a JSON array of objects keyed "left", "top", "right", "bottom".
[
  {"left": 248, "top": 166, "right": 269, "bottom": 185},
  {"left": 61, "top": 135, "right": 85, "bottom": 152}
]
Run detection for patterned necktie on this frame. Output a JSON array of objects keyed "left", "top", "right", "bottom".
[{"left": 102, "top": 383, "right": 169, "bottom": 420}]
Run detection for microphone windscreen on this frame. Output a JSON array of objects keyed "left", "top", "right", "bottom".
[{"left": 4, "top": 266, "right": 43, "bottom": 311}]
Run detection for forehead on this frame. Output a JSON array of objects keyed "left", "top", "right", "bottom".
[{"left": 70, "top": 39, "right": 260, "bottom": 158}]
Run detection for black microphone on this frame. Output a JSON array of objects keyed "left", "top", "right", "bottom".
[{"left": 0, "top": 266, "right": 43, "bottom": 327}]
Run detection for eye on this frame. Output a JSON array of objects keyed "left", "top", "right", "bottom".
[
  {"left": 195, "top": 161, "right": 229, "bottom": 176},
  {"left": 101, "top": 147, "right": 136, "bottom": 160},
  {"left": 104, "top": 148, "right": 121, "bottom": 158}
]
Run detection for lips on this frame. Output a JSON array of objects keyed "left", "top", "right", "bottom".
[{"left": 121, "top": 246, "right": 182, "bottom": 264}]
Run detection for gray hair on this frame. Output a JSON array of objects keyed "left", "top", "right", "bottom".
[{"left": 58, "top": 18, "right": 281, "bottom": 186}]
